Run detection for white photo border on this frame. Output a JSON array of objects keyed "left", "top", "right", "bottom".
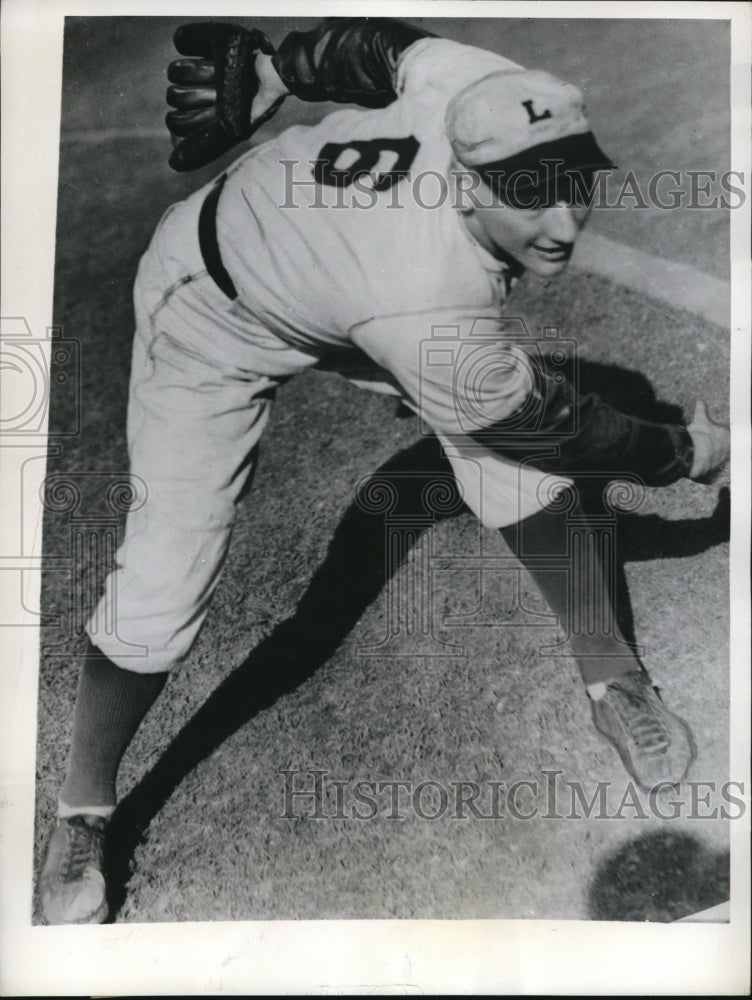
[{"left": 1, "top": 0, "right": 749, "bottom": 995}]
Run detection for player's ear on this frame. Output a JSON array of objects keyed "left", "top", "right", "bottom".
[{"left": 450, "top": 156, "right": 483, "bottom": 216}]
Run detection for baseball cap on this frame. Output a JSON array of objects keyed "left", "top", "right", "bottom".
[{"left": 447, "top": 69, "right": 615, "bottom": 208}]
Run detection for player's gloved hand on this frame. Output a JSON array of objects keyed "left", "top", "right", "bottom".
[
  {"left": 687, "top": 400, "right": 730, "bottom": 481},
  {"left": 166, "top": 22, "right": 288, "bottom": 171}
]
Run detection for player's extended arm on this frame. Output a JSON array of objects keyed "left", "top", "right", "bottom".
[
  {"left": 167, "top": 18, "right": 431, "bottom": 171},
  {"left": 352, "top": 317, "right": 722, "bottom": 488},
  {"left": 271, "top": 18, "right": 433, "bottom": 107},
  {"left": 474, "top": 370, "right": 696, "bottom": 487},
  {"left": 473, "top": 372, "right": 729, "bottom": 486}
]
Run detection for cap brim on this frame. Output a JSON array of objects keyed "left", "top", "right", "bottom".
[{"left": 473, "top": 131, "right": 615, "bottom": 207}]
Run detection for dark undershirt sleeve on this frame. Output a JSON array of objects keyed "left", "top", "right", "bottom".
[
  {"left": 473, "top": 368, "right": 694, "bottom": 487},
  {"left": 272, "top": 18, "right": 434, "bottom": 107}
]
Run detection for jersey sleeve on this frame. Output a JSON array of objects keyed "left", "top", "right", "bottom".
[
  {"left": 350, "top": 311, "right": 539, "bottom": 437},
  {"left": 272, "top": 18, "right": 523, "bottom": 110},
  {"left": 394, "top": 36, "right": 524, "bottom": 99},
  {"left": 272, "top": 18, "right": 433, "bottom": 108},
  {"left": 351, "top": 312, "right": 694, "bottom": 487}
]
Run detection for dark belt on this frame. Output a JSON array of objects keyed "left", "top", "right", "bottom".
[{"left": 198, "top": 174, "right": 238, "bottom": 301}]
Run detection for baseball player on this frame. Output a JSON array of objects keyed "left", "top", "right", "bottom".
[{"left": 40, "top": 18, "right": 729, "bottom": 924}]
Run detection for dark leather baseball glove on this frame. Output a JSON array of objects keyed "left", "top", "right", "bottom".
[{"left": 166, "top": 22, "right": 283, "bottom": 171}]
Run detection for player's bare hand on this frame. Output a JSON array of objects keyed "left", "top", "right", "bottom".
[
  {"left": 251, "top": 52, "right": 289, "bottom": 123},
  {"left": 687, "top": 399, "right": 730, "bottom": 481},
  {"left": 166, "top": 22, "right": 285, "bottom": 172}
]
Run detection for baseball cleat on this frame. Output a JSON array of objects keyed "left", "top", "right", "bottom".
[
  {"left": 39, "top": 814, "right": 109, "bottom": 924},
  {"left": 588, "top": 671, "right": 696, "bottom": 790}
]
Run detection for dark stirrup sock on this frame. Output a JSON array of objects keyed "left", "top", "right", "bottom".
[
  {"left": 59, "top": 641, "right": 168, "bottom": 812},
  {"left": 499, "top": 500, "right": 642, "bottom": 687}
]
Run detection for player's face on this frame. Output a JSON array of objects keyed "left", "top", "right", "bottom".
[{"left": 465, "top": 198, "right": 591, "bottom": 277}]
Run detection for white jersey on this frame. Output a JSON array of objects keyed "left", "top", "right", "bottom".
[
  {"left": 219, "top": 39, "right": 522, "bottom": 348},
  {"left": 212, "top": 39, "right": 537, "bottom": 438}
]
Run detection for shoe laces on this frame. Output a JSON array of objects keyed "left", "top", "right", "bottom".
[
  {"left": 606, "top": 678, "right": 669, "bottom": 755},
  {"left": 60, "top": 816, "right": 105, "bottom": 882}
]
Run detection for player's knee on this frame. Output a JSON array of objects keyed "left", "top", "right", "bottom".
[{"left": 86, "top": 623, "right": 192, "bottom": 674}]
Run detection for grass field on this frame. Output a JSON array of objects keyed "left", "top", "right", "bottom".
[{"left": 33, "top": 16, "right": 731, "bottom": 925}]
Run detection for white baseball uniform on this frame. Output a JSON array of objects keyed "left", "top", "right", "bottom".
[{"left": 86, "top": 38, "right": 585, "bottom": 671}]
